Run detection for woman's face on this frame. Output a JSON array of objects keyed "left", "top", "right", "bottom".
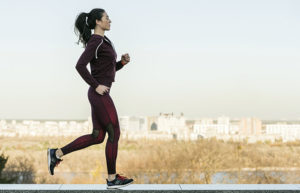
[{"left": 96, "top": 12, "right": 111, "bottom": 31}]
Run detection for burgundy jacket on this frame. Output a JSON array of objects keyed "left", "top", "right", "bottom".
[{"left": 75, "top": 34, "right": 125, "bottom": 89}]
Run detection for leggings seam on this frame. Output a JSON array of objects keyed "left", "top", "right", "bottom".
[{"left": 99, "top": 95, "right": 114, "bottom": 132}]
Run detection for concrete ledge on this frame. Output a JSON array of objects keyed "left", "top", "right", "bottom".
[{"left": 0, "top": 184, "right": 300, "bottom": 193}]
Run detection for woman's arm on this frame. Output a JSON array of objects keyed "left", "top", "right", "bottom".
[
  {"left": 75, "top": 37, "right": 103, "bottom": 89},
  {"left": 116, "top": 54, "right": 130, "bottom": 71},
  {"left": 116, "top": 60, "right": 125, "bottom": 71}
]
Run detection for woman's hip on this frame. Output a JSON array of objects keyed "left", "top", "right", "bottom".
[{"left": 87, "top": 86, "right": 114, "bottom": 106}]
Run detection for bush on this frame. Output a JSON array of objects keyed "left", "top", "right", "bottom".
[
  {"left": 1, "top": 155, "right": 36, "bottom": 183},
  {"left": 0, "top": 151, "right": 17, "bottom": 183}
]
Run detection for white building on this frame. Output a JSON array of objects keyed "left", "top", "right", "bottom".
[
  {"left": 266, "top": 124, "right": 300, "bottom": 142},
  {"left": 119, "top": 116, "right": 148, "bottom": 132},
  {"left": 157, "top": 112, "right": 187, "bottom": 134},
  {"left": 191, "top": 116, "right": 230, "bottom": 140}
]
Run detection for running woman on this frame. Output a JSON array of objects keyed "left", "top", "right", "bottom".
[{"left": 47, "top": 8, "right": 133, "bottom": 189}]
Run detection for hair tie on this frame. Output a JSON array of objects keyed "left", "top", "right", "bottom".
[{"left": 85, "top": 16, "right": 89, "bottom": 27}]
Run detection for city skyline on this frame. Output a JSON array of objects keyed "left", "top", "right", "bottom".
[
  {"left": 2, "top": 114, "right": 300, "bottom": 143},
  {"left": 0, "top": 0, "right": 299, "bottom": 120}
]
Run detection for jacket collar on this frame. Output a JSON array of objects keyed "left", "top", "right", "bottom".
[{"left": 103, "top": 35, "right": 111, "bottom": 44}]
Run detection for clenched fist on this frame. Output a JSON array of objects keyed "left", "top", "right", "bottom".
[{"left": 121, "top": 53, "right": 130, "bottom": 65}]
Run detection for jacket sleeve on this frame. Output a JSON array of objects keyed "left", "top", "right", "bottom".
[
  {"left": 75, "top": 37, "right": 103, "bottom": 89},
  {"left": 116, "top": 60, "right": 125, "bottom": 71}
]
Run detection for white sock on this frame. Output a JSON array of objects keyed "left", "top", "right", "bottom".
[
  {"left": 55, "top": 150, "right": 61, "bottom": 159},
  {"left": 108, "top": 175, "right": 116, "bottom": 181}
]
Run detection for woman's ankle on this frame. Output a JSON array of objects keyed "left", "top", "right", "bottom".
[
  {"left": 55, "top": 148, "right": 64, "bottom": 159},
  {"left": 108, "top": 173, "right": 116, "bottom": 181}
]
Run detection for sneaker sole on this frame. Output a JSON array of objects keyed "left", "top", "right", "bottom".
[
  {"left": 106, "top": 181, "right": 133, "bottom": 189},
  {"left": 47, "top": 148, "right": 52, "bottom": 175}
]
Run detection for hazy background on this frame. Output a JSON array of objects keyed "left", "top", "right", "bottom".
[{"left": 0, "top": 0, "right": 299, "bottom": 120}]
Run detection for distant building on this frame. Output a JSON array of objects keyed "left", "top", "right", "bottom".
[
  {"left": 239, "top": 117, "right": 262, "bottom": 135},
  {"left": 2, "top": 116, "right": 300, "bottom": 143},
  {"left": 266, "top": 123, "right": 300, "bottom": 142},
  {"left": 119, "top": 116, "right": 148, "bottom": 132}
]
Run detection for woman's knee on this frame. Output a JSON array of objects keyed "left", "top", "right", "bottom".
[
  {"left": 105, "top": 122, "right": 120, "bottom": 143},
  {"left": 91, "top": 129, "right": 105, "bottom": 144}
]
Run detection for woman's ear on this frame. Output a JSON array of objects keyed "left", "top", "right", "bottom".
[{"left": 95, "top": 19, "right": 102, "bottom": 26}]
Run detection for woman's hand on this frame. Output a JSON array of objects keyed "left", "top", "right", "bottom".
[
  {"left": 121, "top": 53, "right": 130, "bottom": 65},
  {"left": 95, "top": 84, "right": 110, "bottom": 95}
]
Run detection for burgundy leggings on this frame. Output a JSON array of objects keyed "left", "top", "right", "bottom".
[{"left": 60, "top": 86, "right": 120, "bottom": 174}]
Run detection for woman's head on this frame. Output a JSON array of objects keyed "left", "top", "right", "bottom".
[{"left": 74, "top": 8, "right": 112, "bottom": 47}]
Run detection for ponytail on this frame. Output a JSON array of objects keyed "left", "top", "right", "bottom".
[{"left": 74, "top": 8, "right": 105, "bottom": 48}]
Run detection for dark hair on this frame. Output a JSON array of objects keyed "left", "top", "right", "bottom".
[{"left": 74, "top": 8, "right": 106, "bottom": 48}]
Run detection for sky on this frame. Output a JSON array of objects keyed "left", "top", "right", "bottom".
[{"left": 0, "top": 0, "right": 299, "bottom": 120}]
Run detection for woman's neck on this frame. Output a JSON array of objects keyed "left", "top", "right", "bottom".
[{"left": 94, "top": 28, "right": 105, "bottom": 37}]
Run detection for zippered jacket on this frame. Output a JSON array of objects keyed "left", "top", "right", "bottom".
[{"left": 75, "top": 34, "right": 125, "bottom": 89}]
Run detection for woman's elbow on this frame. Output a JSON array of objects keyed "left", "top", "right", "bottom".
[{"left": 75, "top": 63, "right": 82, "bottom": 70}]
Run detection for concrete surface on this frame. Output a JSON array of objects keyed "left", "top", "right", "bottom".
[{"left": 0, "top": 184, "right": 300, "bottom": 192}]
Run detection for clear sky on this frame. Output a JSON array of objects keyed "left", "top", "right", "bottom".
[{"left": 0, "top": 0, "right": 299, "bottom": 120}]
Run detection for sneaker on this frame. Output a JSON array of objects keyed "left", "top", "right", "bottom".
[
  {"left": 106, "top": 173, "right": 134, "bottom": 189},
  {"left": 47, "top": 148, "right": 63, "bottom": 175}
]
